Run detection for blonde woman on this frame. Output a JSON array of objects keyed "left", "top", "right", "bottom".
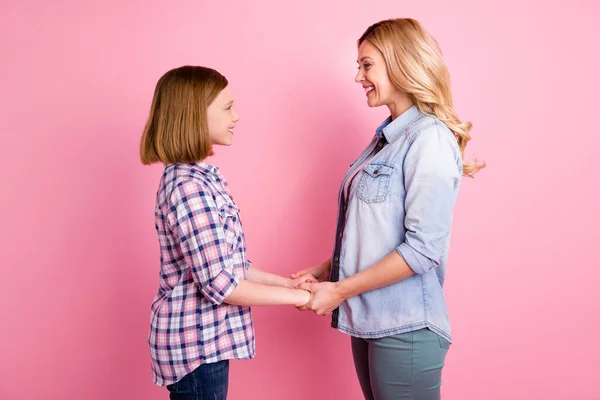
[{"left": 293, "top": 19, "right": 484, "bottom": 399}]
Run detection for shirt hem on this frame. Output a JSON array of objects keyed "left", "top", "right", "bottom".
[
  {"left": 333, "top": 321, "right": 451, "bottom": 343},
  {"left": 153, "top": 352, "right": 256, "bottom": 387}
]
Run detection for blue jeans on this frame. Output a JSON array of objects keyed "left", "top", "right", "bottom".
[
  {"left": 351, "top": 329, "right": 450, "bottom": 400},
  {"left": 166, "top": 360, "right": 229, "bottom": 400}
]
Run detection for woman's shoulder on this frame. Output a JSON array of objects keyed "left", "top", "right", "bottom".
[
  {"left": 403, "top": 114, "right": 455, "bottom": 151},
  {"left": 404, "top": 113, "right": 450, "bottom": 142}
]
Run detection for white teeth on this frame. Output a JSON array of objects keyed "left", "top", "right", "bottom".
[{"left": 365, "top": 86, "right": 374, "bottom": 93}]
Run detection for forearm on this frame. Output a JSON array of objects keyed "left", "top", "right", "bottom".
[
  {"left": 224, "top": 279, "right": 308, "bottom": 306},
  {"left": 247, "top": 266, "right": 293, "bottom": 288},
  {"left": 336, "top": 250, "right": 415, "bottom": 300}
]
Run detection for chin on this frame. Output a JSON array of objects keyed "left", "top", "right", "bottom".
[{"left": 220, "top": 136, "right": 233, "bottom": 146}]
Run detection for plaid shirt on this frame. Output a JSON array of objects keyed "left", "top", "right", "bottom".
[{"left": 149, "top": 162, "right": 255, "bottom": 386}]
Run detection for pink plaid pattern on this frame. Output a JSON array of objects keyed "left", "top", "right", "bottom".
[{"left": 148, "top": 163, "right": 255, "bottom": 386}]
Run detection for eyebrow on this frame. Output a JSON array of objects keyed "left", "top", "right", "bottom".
[{"left": 357, "top": 56, "right": 374, "bottom": 63}]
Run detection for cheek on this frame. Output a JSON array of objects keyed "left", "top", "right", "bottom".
[
  {"left": 206, "top": 112, "right": 218, "bottom": 133},
  {"left": 368, "top": 72, "right": 384, "bottom": 93},
  {"left": 377, "top": 77, "right": 393, "bottom": 97},
  {"left": 209, "top": 113, "right": 227, "bottom": 132}
]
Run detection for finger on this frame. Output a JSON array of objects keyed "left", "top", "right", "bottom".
[
  {"left": 294, "top": 274, "right": 318, "bottom": 287},
  {"left": 291, "top": 268, "right": 312, "bottom": 278},
  {"left": 297, "top": 282, "right": 314, "bottom": 292},
  {"left": 317, "top": 307, "right": 332, "bottom": 316}
]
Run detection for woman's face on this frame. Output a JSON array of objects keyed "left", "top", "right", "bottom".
[
  {"left": 355, "top": 40, "right": 405, "bottom": 112},
  {"left": 207, "top": 85, "right": 240, "bottom": 147}
]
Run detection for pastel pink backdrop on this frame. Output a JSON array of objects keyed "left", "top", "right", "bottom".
[{"left": 1, "top": 1, "right": 599, "bottom": 399}]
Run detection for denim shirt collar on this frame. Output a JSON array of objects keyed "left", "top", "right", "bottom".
[{"left": 376, "top": 105, "right": 422, "bottom": 144}]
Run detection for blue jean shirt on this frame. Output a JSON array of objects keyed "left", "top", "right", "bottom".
[{"left": 330, "top": 105, "right": 462, "bottom": 342}]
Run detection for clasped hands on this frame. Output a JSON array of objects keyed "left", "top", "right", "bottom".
[{"left": 288, "top": 263, "right": 345, "bottom": 316}]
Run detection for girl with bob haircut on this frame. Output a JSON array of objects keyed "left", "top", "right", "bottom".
[{"left": 141, "top": 65, "right": 314, "bottom": 400}]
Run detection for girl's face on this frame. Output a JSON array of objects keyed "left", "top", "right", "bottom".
[{"left": 207, "top": 85, "right": 240, "bottom": 146}]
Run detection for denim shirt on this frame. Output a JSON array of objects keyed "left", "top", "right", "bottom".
[{"left": 330, "top": 105, "right": 462, "bottom": 342}]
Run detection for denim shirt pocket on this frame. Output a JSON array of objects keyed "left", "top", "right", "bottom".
[{"left": 356, "top": 163, "right": 395, "bottom": 203}]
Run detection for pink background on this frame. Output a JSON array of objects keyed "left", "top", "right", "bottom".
[{"left": 1, "top": 1, "right": 599, "bottom": 399}]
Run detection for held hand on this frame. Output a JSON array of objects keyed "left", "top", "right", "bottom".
[
  {"left": 297, "top": 282, "right": 345, "bottom": 316},
  {"left": 291, "top": 261, "right": 331, "bottom": 283},
  {"left": 294, "top": 281, "right": 315, "bottom": 311},
  {"left": 289, "top": 273, "right": 318, "bottom": 289},
  {"left": 294, "top": 289, "right": 312, "bottom": 308}
]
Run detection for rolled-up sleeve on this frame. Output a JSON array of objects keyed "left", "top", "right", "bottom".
[
  {"left": 396, "top": 124, "right": 462, "bottom": 275},
  {"left": 168, "top": 180, "right": 239, "bottom": 305}
]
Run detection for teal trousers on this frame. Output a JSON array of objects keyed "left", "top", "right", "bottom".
[{"left": 351, "top": 328, "right": 451, "bottom": 400}]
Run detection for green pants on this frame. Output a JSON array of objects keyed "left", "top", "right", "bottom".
[{"left": 351, "top": 328, "right": 451, "bottom": 400}]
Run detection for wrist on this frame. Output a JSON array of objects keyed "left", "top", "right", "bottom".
[
  {"left": 334, "top": 280, "right": 351, "bottom": 301},
  {"left": 283, "top": 278, "right": 295, "bottom": 289},
  {"left": 294, "top": 289, "right": 310, "bottom": 307}
]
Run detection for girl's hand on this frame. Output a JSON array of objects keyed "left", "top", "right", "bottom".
[
  {"left": 291, "top": 260, "right": 331, "bottom": 283},
  {"left": 297, "top": 282, "right": 345, "bottom": 316},
  {"left": 288, "top": 273, "right": 318, "bottom": 288},
  {"left": 294, "top": 289, "right": 312, "bottom": 308}
]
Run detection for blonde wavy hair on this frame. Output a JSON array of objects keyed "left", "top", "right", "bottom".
[{"left": 359, "top": 18, "right": 485, "bottom": 177}]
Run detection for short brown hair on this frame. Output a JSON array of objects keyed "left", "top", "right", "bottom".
[{"left": 140, "top": 66, "right": 228, "bottom": 165}]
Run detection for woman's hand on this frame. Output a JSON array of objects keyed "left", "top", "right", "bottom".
[
  {"left": 297, "top": 281, "right": 346, "bottom": 316},
  {"left": 287, "top": 273, "right": 318, "bottom": 288},
  {"left": 291, "top": 259, "right": 331, "bottom": 283}
]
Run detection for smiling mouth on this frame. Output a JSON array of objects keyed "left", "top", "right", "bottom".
[{"left": 365, "top": 86, "right": 375, "bottom": 95}]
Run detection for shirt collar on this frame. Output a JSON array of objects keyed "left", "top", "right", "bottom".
[
  {"left": 190, "top": 161, "right": 217, "bottom": 176},
  {"left": 166, "top": 161, "right": 221, "bottom": 180},
  {"left": 376, "top": 105, "right": 422, "bottom": 144}
]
